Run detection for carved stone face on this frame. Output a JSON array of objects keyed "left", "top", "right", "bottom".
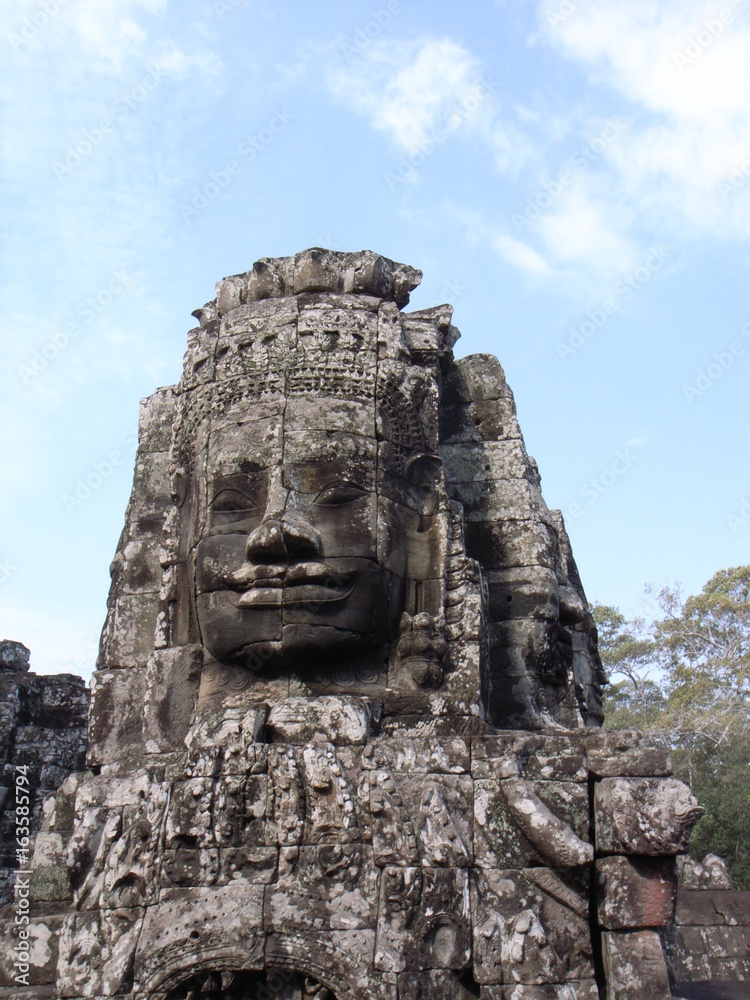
[{"left": 192, "top": 395, "right": 406, "bottom": 672}]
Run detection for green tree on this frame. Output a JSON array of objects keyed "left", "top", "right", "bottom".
[{"left": 594, "top": 566, "right": 750, "bottom": 889}]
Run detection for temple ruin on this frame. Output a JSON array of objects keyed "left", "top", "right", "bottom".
[{"left": 0, "top": 249, "right": 708, "bottom": 999}]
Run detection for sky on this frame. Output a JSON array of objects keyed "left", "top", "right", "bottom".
[{"left": 1, "top": 0, "right": 748, "bottom": 681}]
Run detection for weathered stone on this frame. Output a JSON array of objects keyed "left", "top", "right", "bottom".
[
  {"left": 596, "top": 856, "right": 676, "bottom": 929},
  {"left": 133, "top": 885, "right": 265, "bottom": 995},
  {"left": 7, "top": 250, "right": 711, "bottom": 1000},
  {"left": 472, "top": 868, "right": 593, "bottom": 986},
  {"left": 595, "top": 777, "right": 704, "bottom": 855},
  {"left": 472, "top": 733, "right": 587, "bottom": 782},
  {"left": 374, "top": 866, "right": 470, "bottom": 973},
  {"left": 266, "top": 696, "right": 379, "bottom": 745},
  {"left": 675, "top": 888, "right": 750, "bottom": 926},
  {"left": 475, "top": 778, "right": 590, "bottom": 869},
  {"left": 676, "top": 852, "right": 732, "bottom": 889},
  {"left": 87, "top": 669, "right": 145, "bottom": 767},
  {"left": 585, "top": 729, "right": 671, "bottom": 777},
  {"left": 0, "top": 640, "right": 30, "bottom": 672},
  {"left": 0, "top": 650, "right": 88, "bottom": 909},
  {"left": 601, "top": 929, "right": 671, "bottom": 999}
]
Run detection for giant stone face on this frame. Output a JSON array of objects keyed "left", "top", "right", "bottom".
[{"left": 193, "top": 394, "right": 400, "bottom": 672}]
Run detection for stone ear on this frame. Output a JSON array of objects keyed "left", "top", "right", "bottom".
[
  {"left": 404, "top": 454, "right": 442, "bottom": 512},
  {"left": 171, "top": 468, "right": 187, "bottom": 507}
]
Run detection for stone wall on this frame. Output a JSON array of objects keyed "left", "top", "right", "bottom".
[
  {"left": 0, "top": 641, "right": 89, "bottom": 906},
  {"left": 0, "top": 251, "right": 713, "bottom": 1000},
  {"left": 670, "top": 855, "right": 750, "bottom": 986}
]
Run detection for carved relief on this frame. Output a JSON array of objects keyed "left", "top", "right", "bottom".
[{"left": 39, "top": 251, "right": 702, "bottom": 1000}]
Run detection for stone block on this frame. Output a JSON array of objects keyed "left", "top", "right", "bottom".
[
  {"left": 485, "top": 568, "right": 560, "bottom": 622},
  {"left": 127, "top": 450, "right": 172, "bottom": 521},
  {"left": 0, "top": 914, "right": 62, "bottom": 987},
  {"left": 29, "top": 830, "right": 73, "bottom": 903},
  {"left": 100, "top": 593, "right": 159, "bottom": 669},
  {"left": 265, "top": 845, "right": 378, "bottom": 932},
  {"left": 266, "top": 696, "right": 379, "bottom": 745},
  {"left": 87, "top": 668, "right": 146, "bottom": 767},
  {"left": 463, "top": 519, "right": 557, "bottom": 571},
  {"left": 674, "top": 888, "right": 726, "bottom": 925},
  {"left": 133, "top": 885, "right": 265, "bottom": 994},
  {"left": 446, "top": 478, "right": 548, "bottom": 523},
  {"left": 596, "top": 856, "right": 676, "bottom": 929},
  {"left": 375, "top": 866, "right": 470, "bottom": 973},
  {"left": 595, "top": 777, "right": 703, "bottom": 855},
  {"left": 285, "top": 395, "right": 376, "bottom": 437},
  {"left": 474, "top": 779, "right": 590, "bottom": 869},
  {"left": 142, "top": 645, "right": 203, "bottom": 754},
  {"left": 472, "top": 868, "right": 592, "bottom": 986},
  {"left": 108, "top": 534, "right": 163, "bottom": 596},
  {"left": 441, "top": 441, "right": 532, "bottom": 484},
  {"left": 137, "top": 387, "right": 175, "bottom": 453},
  {"left": 480, "top": 985, "right": 599, "bottom": 999},
  {"left": 58, "top": 907, "right": 145, "bottom": 997},
  {"left": 601, "top": 929, "right": 671, "bottom": 1000},
  {"left": 585, "top": 729, "right": 671, "bottom": 777},
  {"left": 472, "top": 733, "right": 587, "bottom": 783},
  {"left": 439, "top": 396, "right": 522, "bottom": 444},
  {"left": 362, "top": 733, "right": 469, "bottom": 774},
  {"left": 398, "top": 969, "right": 482, "bottom": 999},
  {"left": 442, "top": 354, "right": 508, "bottom": 403}
]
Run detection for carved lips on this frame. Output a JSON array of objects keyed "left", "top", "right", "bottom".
[{"left": 228, "top": 561, "right": 356, "bottom": 607}]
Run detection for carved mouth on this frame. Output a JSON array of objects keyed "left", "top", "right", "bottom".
[{"left": 229, "top": 563, "right": 356, "bottom": 607}]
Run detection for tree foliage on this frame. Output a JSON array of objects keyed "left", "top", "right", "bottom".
[{"left": 594, "top": 566, "right": 750, "bottom": 889}]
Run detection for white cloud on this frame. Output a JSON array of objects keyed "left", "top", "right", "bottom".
[
  {"left": 474, "top": 1, "right": 750, "bottom": 292},
  {"left": 535, "top": 0, "right": 750, "bottom": 239},
  {"left": 534, "top": 185, "right": 639, "bottom": 271},
  {"left": 326, "top": 37, "right": 492, "bottom": 155},
  {"left": 493, "top": 234, "right": 551, "bottom": 276}
]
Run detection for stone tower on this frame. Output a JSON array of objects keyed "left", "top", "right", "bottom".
[{"left": 5, "top": 250, "right": 703, "bottom": 1000}]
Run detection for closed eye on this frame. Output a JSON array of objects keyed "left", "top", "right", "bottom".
[
  {"left": 314, "top": 482, "right": 368, "bottom": 506},
  {"left": 210, "top": 488, "right": 258, "bottom": 514}
]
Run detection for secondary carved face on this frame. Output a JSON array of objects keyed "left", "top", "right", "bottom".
[{"left": 193, "top": 397, "right": 401, "bottom": 672}]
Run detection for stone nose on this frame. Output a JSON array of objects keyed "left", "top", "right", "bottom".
[{"left": 245, "top": 514, "right": 322, "bottom": 564}]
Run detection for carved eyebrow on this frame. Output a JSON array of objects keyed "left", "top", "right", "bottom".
[
  {"left": 209, "top": 488, "right": 259, "bottom": 510},
  {"left": 283, "top": 462, "right": 375, "bottom": 493},
  {"left": 210, "top": 467, "right": 267, "bottom": 491},
  {"left": 314, "top": 481, "right": 369, "bottom": 505}
]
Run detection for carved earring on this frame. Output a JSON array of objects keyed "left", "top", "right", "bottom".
[{"left": 394, "top": 611, "right": 447, "bottom": 689}]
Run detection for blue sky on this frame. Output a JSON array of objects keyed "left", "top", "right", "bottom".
[{"left": 1, "top": 0, "right": 748, "bottom": 679}]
